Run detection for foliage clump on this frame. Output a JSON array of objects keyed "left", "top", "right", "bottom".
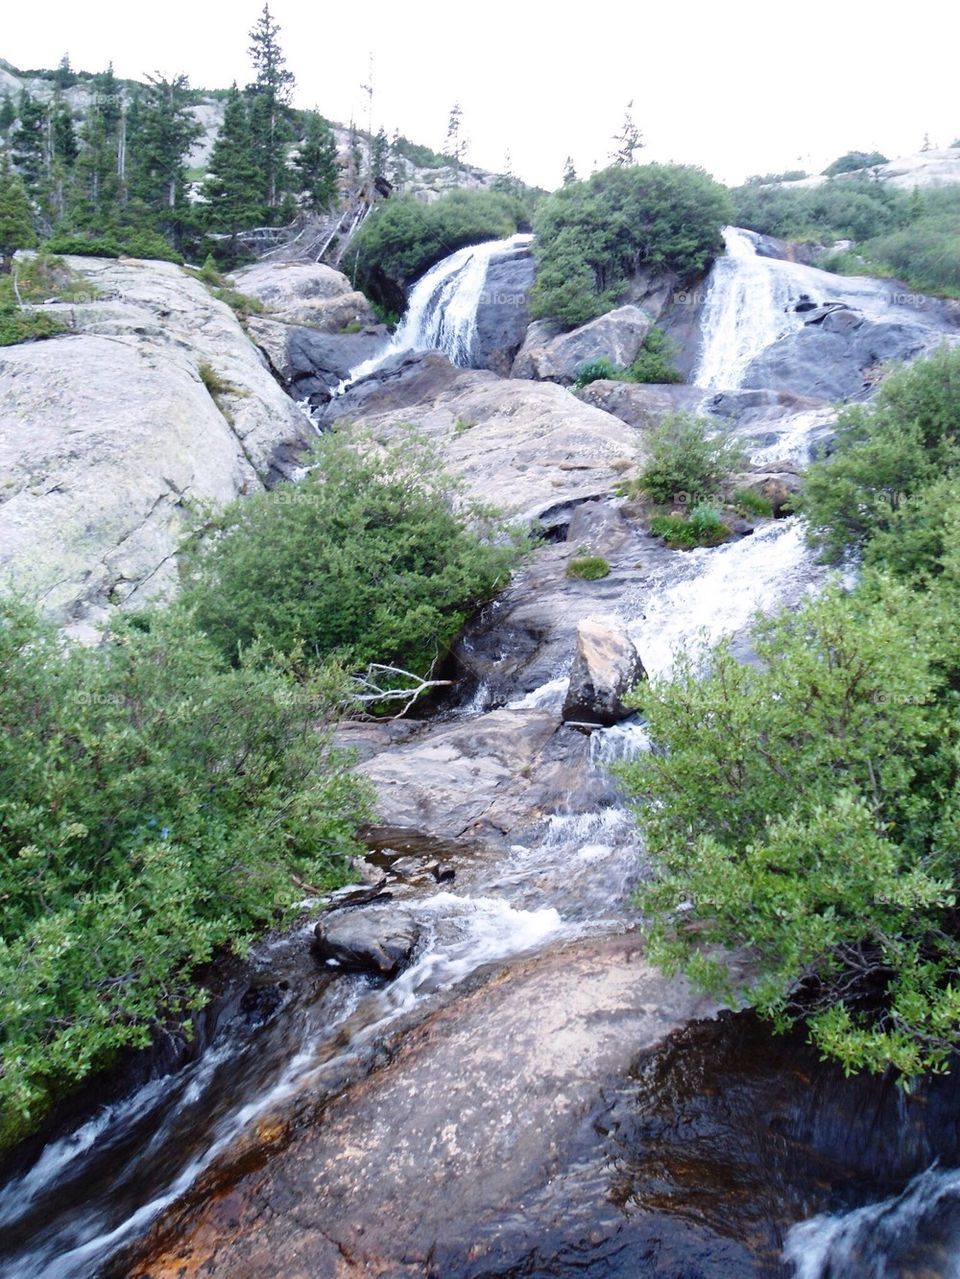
[
  {"left": 636, "top": 413, "right": 745, "bottom": 505},
  {"left": 566, "top": 555, "right": 611, "bottom": 580},
  {"left": 530, "top": 164, "right": 731, "bottom": 328},
  {"left": 649, "top": 504, "right": 728, "bottom": 549},
  {"left": 0, "top": 604, "right": 370, "bottom": 1144},
  {"left": 181, "top": 428, "right": 521, "bottom": 677}
]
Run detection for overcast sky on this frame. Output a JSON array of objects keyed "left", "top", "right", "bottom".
[{"left": 4, "top": 1, "right": 958, "bottom": 189}]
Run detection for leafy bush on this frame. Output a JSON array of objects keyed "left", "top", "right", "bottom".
[
  {"left": 731, "top": 175, "right": 909, "bottom": 243},
  {"left": 181, "top": 428, "right": 521, "bottom": 677},
  {"left": 45, "top": 233, "right": 124, "bottom": 258},
  {"left": 617, "top": 579, "right": 960, "bottom": 1078},
  {"left": 802, "top": 345, "right": 960, "bottom": 568},
  {"left": 573, "top": 357, "right": 619, "bottom": 388},
  {"left": 626, "top": 326, "right": 682, "bottom": 384},
  {"left": 566, "top": 555, "right": 611, "bottom": 580},
  {"left": 531, "top": 164, "right": 731, "bottom": 328},
  {"left": 349, "top": 190, "right": 526, "bottom": 313},
  {"left": 0, "top": 308, "right": 65, "bottom": 346},
  {"left": 648, "top": 504, "right": 728, "bottom": 549},
  {"left": 638, "top": 413, "right": 745, "bottom": 505},
  {"left": 861, "top": 214, "right": 960, "bottom": 296},
  {"left": 212, "top": 285, "right": 264, "bottom": 317},
  {"left": 0, "top": 604, "right": 369, "bottom": 1143},
  {"left": 45, "top": 228, "right": 183, "bottom": 263},
  {"left": 822, "top": 150, "right": 888, "bottom": 176},
  {"left": 732, "top": 488, "right": 774, "bottom": 518}
]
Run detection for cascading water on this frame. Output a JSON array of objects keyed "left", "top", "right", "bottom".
[
  {"left": 3, "top": 221, "right": 947, "bottom": 1279},
  {"left": 339, "top": 233, "right": 533, "bottom": 389}
]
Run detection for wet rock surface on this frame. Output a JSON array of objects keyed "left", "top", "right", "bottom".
[
  {"left": 313, "top": 907, "right": 420, "bottom": 976},
  {"left": 562, "top": 616, "right": 646, "bottom": 726}
]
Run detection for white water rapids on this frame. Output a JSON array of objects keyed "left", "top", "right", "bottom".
[{"left": 0, "top": 228, "right": 945, "bottom": 1279}]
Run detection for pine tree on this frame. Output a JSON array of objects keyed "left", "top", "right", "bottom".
[
  {"left": 203, "top": 83, "right": 263, "bottom": 238},
  {"left": 388, "top": 130, "right": 406, "bottom": 193},
  {"left": 12, "top": 92, "right": 47, "bottom": 192},
  {"left": 444, "top": 102, "right": 467, "bottom": 170},
  {"left": 492, "top": 149, "right": 520, "bottom": 195},
  {"left": 370, "top": 126, "right": 389, "bottom": 182},
  {"left": 72, "top": 66, "right": 125, "bottom": 221},
  {"left": 348, "top": 120, "right": 363, "bottom": 186},
  {"left": 562, "top": 155, "right": 577, "bottom": 185},
  {"left": 247, "top": 3, "right": 295, "bottom": 212},
  {"left": 296, "top": 111, "right": 339, "bottom": 212},
  {"left": 611, "top": 100, "right": 643, "bottom": 167},
  {"left": 0, "top": 157, "right": 36, "bottom": 273},
  {"left": 921, "top": 131, "right": 933, "bottom": 153},
  {"left": 51, "top": 97, "right": 78, "bottom": 168},
  {"left": 55, "top": 54, "right": 77, "bottom": 90},
  {"left": 0, "top": 96, "right": 15, "bottom": 136},
  {"left": 127, "top": 74, "right": 202, "bottom": 213}
]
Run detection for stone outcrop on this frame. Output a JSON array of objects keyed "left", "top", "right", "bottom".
[
  {"left": 511, "top": 305, "right": 653, "bottom": 384},
  {"left": 562, "top": 616, "right": 646, "bottom": 726},
  {"left": 326, "top": 351, "right": 646, "bottom": 528},
  {"left": 0, "top": 255, "right": 314, "bottom": 634},
  {"left": 313, "top": 907, "right": 420, "bottom": 977},
  {"left": 575, "top": 378, "right": 704, "bottom": 426},
  {"left": 230, "top": 261, "right": 376, "bottom": 332}
]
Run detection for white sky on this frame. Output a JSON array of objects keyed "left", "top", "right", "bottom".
[{"left": 4, "top": 0, "right": 959, "bottom": 189}]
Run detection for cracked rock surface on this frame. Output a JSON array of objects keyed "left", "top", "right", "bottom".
[{"left": 0, "top": 255, "right": 315, "bottom": 635}]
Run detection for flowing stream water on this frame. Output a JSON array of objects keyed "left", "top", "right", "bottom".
[{"left": 0, "top": 229, "right": 951, "bottom": 1278}]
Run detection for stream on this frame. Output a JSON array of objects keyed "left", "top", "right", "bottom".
[{"left": 1, "top": 228, "right": 957, "bottom": 1278}]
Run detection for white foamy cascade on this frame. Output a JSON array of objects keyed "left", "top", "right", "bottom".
[
  {"left": 340, "top": 233, "right": 533, "bottom": 390},
  {"left": 784, "top": 1164, "right": 960, "bottom": 1278},
  {"left": 693, "top": 225, "right": 948, "bottom": 393}
]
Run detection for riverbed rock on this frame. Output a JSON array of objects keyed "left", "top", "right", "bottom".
[
  {"left": 313, "top": 907, "right": 420, "bottom": 977},
  {"left": 511, "top": 304, "right": 653, "bottom": 384},
  {"left": 562, "top": 616, "right": 646, "bottom": 726},
  {"left": 471, "top": 240, "right": 535, "bottom": 374},
  {"left": 574, "top": 378, "right": 704, "bottom": 427},
  {"left": 729, "top": 465, "right": 803, "bottom": 516},
  {"left": 565, "top": 499, "right": 631, "bottom": 555},
  {"left": 0, "top": 255, "right": 314, "bottom": 632},
  {"left": 230, "top": 261, "right": 376, "bottom": 332},
  {"left": 327, "top": 353, "right": 648, "bottom": 527}
]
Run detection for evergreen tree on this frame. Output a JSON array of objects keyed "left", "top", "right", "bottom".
[
  {"left": 611, "top": 100, "right": 643, "bottom": 167},
  {"left": 388, "top": 130, "right": 406, "bottom": 193},
  {"left": 296, "top": 111, "right": 339, "bottom": 212},
  {"left": 203, "top": 83, "right": 264, "bottom": 238},
  {"left": 444, "top": 102, "right": 467, "bottom": 169},
  {"left": 348, "top": 120, "right": 363, "bottom": 185},
  {"left": 492, "top": 150, "right": 520, "bottom": 196},
  {"left": 127, "top": 74, "right": 202, "bottom": 213},
  {"left": 247, "top": 3, "right": 295, "bottom": 212},
  {"left": 370, "top": 126, "right": 389, "bottom": 182},
  {"left": 11, "top": 92, "right": 47, "bottom": 192},
  {"left": 50, "top": 97, "right": 78, "bottom": 169},
  {"left": 0, "top": 158, "right": 36, "bottom": 273},
  {"left": 55, "top": 54, "right": 77, "bottom": 90},
  {"left": 0, "top": 97, "right": 15, "bottom": 136},
  {"left": 72, "top": 67, "right": 125, "bottom": 221},
  {"left": 562, "top": 155, "right": 577, "bottom": 185}
]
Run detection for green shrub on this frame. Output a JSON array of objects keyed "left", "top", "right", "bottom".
[
  {"left": 566, "top": 555, "right": 611, "bottom": 579},
  {"left": 212, "top": 285, "right": 264, "bottom": 317},
  {"left": 0, "top": 308, "right": 65, "bottom": 346},
  {"left": 822, "top": 150, "right": 888, "bottom": 177},
  {"left": 617, "top": 579, "right": 960, "bottom": 1078},
  {"left": 45, "top": 233, "right": 123, "bottom": 258},
  {"left": 638, "top": 412, "right": 746, "bottom": 505},
  {"left": 181, "top": 428, "right": 521, "bottom": 678},
  {"left": 731, "top": 175, "right": 909, "bottom": 243},
  {"left": 120, "top": 228, "right": 184, "bottom": 264},
  {"left": 732, "top": 488, "right": 774, "bottom": 518},
  {"left": 0, "top": 603, "right": 369, "bottom": 1144},
  {"left": 531, "top": 164, "right": 731, "bottom": 328},
  {"left": 649, "top": 504, "right": 728, "bottom": 549},
  {"left": 573, "top": 357, "right": 619, "bottom": 388},
  {"left": 626, "top": 326, "right": 683, "bottom": 384},
  {"left": 802, "top": 345, "right": 960, "bottom": 567}
]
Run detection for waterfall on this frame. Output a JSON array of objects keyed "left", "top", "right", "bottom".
[
  {"left": 339, "top": 233, "right": 533, "bottom": 390},
  {"left": 784, "top": 1164, "right": 960, "bottom": 1277}
]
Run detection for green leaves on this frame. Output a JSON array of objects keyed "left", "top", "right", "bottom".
[
  {"left": 530, "top": 164, "right": 731, "bottom": 329},
  {"left": 0, "top": 604, "right": 370, "bottom": 1143},
  {"left": 619, "top": 579, "right": 960, "bottom": 1078},
  {"left": 180, "top": 428, "right": 521, "bottom": 680}
]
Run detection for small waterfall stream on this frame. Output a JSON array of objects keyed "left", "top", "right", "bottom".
[
  {"left": 340, "top": 233, "right": 533, "bottom": 389},
  {"left": 2, "top": 229, "right": 951, "bottom": 1279}
]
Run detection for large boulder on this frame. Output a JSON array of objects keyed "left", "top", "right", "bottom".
[
  {"left": 562, "top": 616, "right": 646, "bottom": 726},
  {"left": 230, "top": 261, "right": 376, "bottom": 333},
  {"left": 0, "top": 255, "right": 314, "bottom": 634},
  {"left": 511, "top": 305, "right": 653, "bottom": 384},
  {"left": 470, "top": 244, "right": 535, "bottom": 375},
  {"left": 575, "top": 379, "right": 703, "bottom": 427},
  {"left": 313, "top": 907, "right": 420, "bottom": 977},
  {"left": 327, "top": 353, "right": 646, "bottom": 529}
]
